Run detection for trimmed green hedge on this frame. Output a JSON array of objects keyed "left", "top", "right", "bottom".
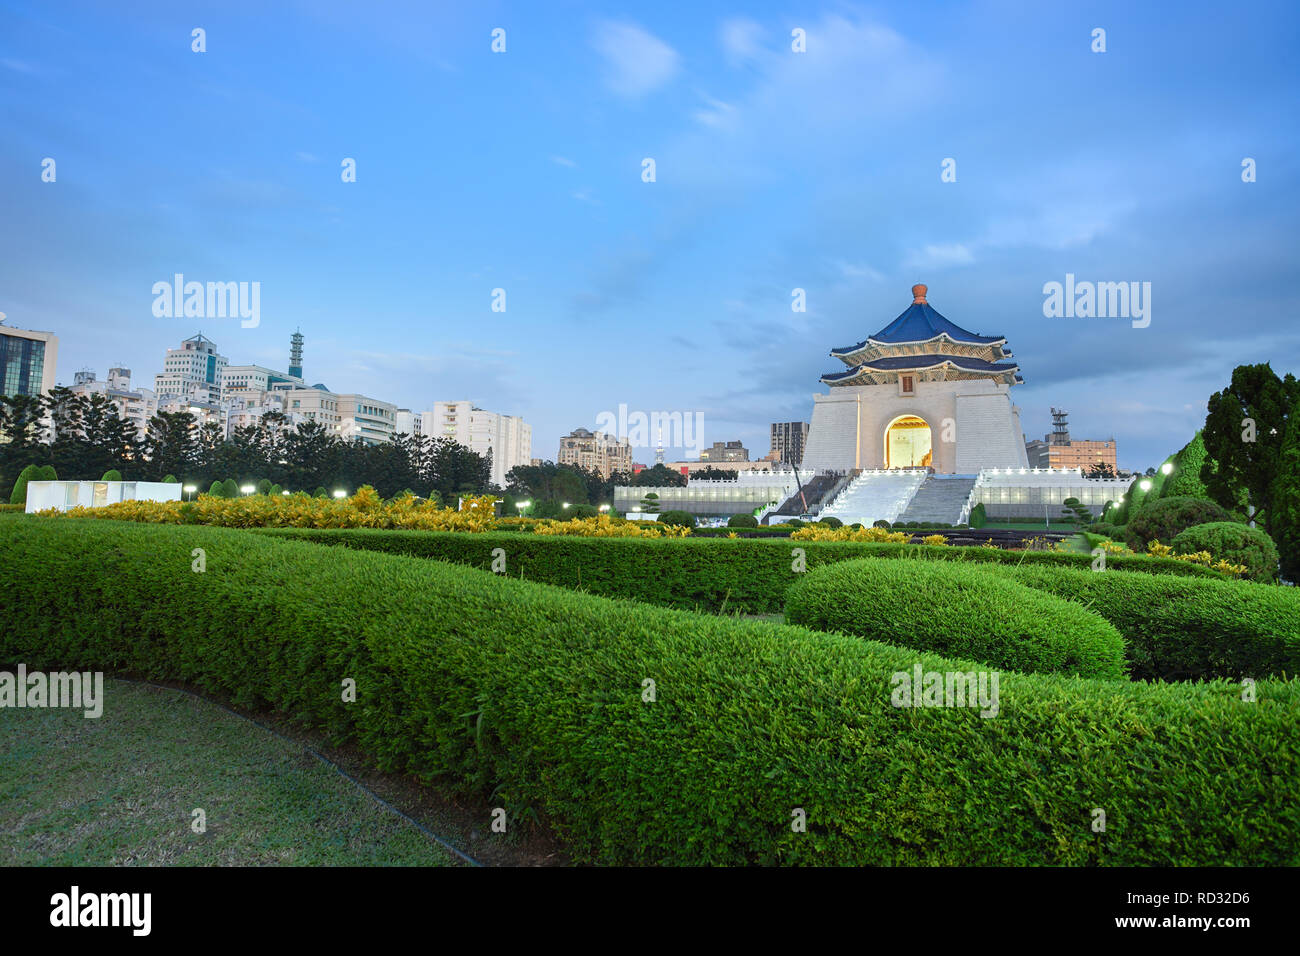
[
  {"left": 1126, "top": 495, "right": 1233, "bottom": 549},
  {"left": 3, "top": 519, "right": 1299, "bottom": 864},
  {"left": 785, "top": 559, "right": 1127, "bottom": 679},
  {"left": 254, "top": 528, "right": 1226, "bottom": 615},
  {"left": 1004, "top": 564, "right": 1300, "bottom": 681},
  {"left": 1171, "top": 521, "right": 1280, "bottom": 583}
]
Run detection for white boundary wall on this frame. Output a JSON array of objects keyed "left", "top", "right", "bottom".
[{"left": 25, "top": 480, "right": 183, "bottom": 513}]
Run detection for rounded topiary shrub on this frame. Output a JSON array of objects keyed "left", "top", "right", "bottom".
[
  {"left": 9, "top": 464, "right": 41, "bottom": 505},
  {"left": 1126, "top": 496, "right": 1232, "bottom": 549},
  {"left": 849, "top": 523, "right": 864, "bottom": 531},
  {"left": 785, "top": 558, "right": 1127, "bottom": 679},
  {"left": 820, "top": 516, "right": 844, "bottom": 528},
  {"left": 1171, "top": 522, "right": 1280, "bottom": 583},
  {"left": 657, "top": 510, "right": 696, "bottom": 529},
  {"left": 727, "top": 514, "right": 759, "bottom": 528},
  {"left": 568, "top": 503, "right": 599, "bottom": 519},
  {"left": 872, "top": 519, "right": 891, "bottom": 529},
  {"left": 101, "top": 469, "right": 122, "bottom": 482},
  {"left": 162, "top": 474, "right": 178, "bottom": 483}
]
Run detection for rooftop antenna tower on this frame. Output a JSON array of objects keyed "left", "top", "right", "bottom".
[{"left": 1050, "top": 407, "right": 1070, "bottom": 445}]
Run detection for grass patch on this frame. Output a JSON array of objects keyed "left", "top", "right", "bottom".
[{"left": 0, "top": 678, "right": 461, "bottom": 866}]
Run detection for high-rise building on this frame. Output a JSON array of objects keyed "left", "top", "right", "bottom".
[
  {"left": 68, "top": 367, "right": 157, "bottom": 437},
  {"left": 422, "top": 401, "right": 532, "bottom": 487},
  {"left": 154, "top": 333, "right": 226, "bottom": 405},
  {"left": 558, "top": 427, "right": 632, "bottom": 479},
  {"left": 770, "top": 421, "right": 810, "bottom": 466},
  {"left": 699, "top": 439, "right": 750, "bottom": 463},
  {"left": 0, "top": 318, "right": 59, "bottom": 398}
]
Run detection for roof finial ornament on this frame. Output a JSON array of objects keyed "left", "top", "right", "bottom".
[{"left": 912, "top": 284, "right": 928, "bottom": 305}]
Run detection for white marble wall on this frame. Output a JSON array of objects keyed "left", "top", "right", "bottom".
[{"left": 802, "top": 378, "right": 1028, "bottom": 473}]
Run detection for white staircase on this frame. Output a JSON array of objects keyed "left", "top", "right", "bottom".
[{"left": 820, "top": 469, "right": 927, "bottom": 526}]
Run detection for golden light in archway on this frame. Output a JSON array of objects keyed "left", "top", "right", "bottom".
[{"left": 886, "top": 416, "right": 932, "bottom": 469}]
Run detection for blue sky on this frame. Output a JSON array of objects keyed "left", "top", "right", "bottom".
[{"left": 2, "top": 0, "right": 1297, "bottom": 470}]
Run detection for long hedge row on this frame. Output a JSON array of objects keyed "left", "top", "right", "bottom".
[
  {"left": 2, "top": 519, "right": 1296, "bottom": 864},
  {"left": 253, "top": 528, "right": 1224, "bottom": 615},
  {"left": 784, "top": 559, "right": 1128, "bottom": 679},
  {"left": 1003, "top": 565, "right": 1300, "bottom": 681}
]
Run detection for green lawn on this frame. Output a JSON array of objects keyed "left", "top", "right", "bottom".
[{"left": 0, "top": 678, "right": 462, "bottom": 866}]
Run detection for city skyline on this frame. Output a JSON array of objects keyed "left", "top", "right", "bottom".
[{"left": 3, "top": 1, "right": 1297, "bottom": 470}]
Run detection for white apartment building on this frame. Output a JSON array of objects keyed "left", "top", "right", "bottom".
[
  {"left": 282, "top": 387, "right": 343, "bottom": 434},
  {"left": 395, "top": 408, "right": 419, "bottom": 437},
  {"left": 156, "top": 395, "right": 227, "bottom": 430},
  {"left": 337, "top": 394, "right": 398, "bottom": 445},
  {"left": 154, "top": 333, "right": 227, "bottom": 405},
  {"left": 421, "top": 401, "right": 532, "bottom": 488},
  {"left": 278, "top": 388, "right": 395, "bottom": 445},
  {"left": 225, "top": 389, "right": 307, "bottom": 435},
  {"left": 69, "top": 367, "right": 157, "bottom": 437},
  {"left": 221, "top": 364, "right": 304, "bottom": 394}
]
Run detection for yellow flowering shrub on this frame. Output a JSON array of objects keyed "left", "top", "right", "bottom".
[
  {"left": 789, "top": 525, "right": 909, "bottom": 543},
  {"left": 42, "top": 487, "right": 499, "bottom": 532},
  {"left": 532, "top": 515, "right": 689, "bottom": 537},
  {"left": 921, "top": 534, "right": 949, "bottom": 546},
  {"left": 1146, "top": 540, "right": 1174, "bottom": 558}
]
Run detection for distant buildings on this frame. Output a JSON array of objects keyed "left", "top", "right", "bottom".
[
  {"left": 558, "top": 427, "right": 631, "bottom": 479},
  {"left": 400, "top": 401, "right": 533, "bottom": 487},
  {"left": 69, "top": 367, "right": 156, "bottom": 437},
  {"left": 336, "top": 394, "right": 398, "bottom": 445},
  {"left": 1025, "top": 408, "right": 1117, "bottom": 472},
  {"left": 699, "top": 440, "right": 749, "bottom": 462},
  {"left": 154, "top": 333, "right": 226, "bottom": 406},
  {"left": 770, "top": 421, "right": 809, "bottom": 466},
  {"left": 0, "top": 318, "right": 59, "bottom": 398}
]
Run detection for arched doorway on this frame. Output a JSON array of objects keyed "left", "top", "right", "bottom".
[{"left": 885, "top": 415, "right": 932, "bottom": 468}]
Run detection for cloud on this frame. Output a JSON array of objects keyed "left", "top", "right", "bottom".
[
  {"left": 903, "top": 243, "right": 976, "bottom": 269},
  {"left": 1, "top": 58, "right": 36, "bottom": 74},
  {"left": 295, "top": 151, "right": 319, "bottom": 163},
  {"left": 720, "top": 18, "right": 763, "bottom": 66},
  {"left": 692, "top": 92, "right": 736, "bottom": 129},
  {"left": 834, "top": 260, "right": 884, "bottom": 281},
  {"left": 550, "top": 155, "right": 577, "bottom": 167},
  {"left": 591, "top": 21, "right": 680, "bottom": 97},
  {"left": 571, "top": 188, "right": 600, "bottom": 204}
]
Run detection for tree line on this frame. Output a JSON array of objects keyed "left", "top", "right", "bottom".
[
  {"left": 0, "top": 388, "right": 489, "bottom": 501},
  {"left": 0, "top": 389, "right": 711, "bottom": 506}
]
